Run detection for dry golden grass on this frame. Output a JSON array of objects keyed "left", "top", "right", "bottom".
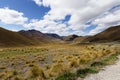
[{"left": 0, "top": 44, "right": 119, "bottom": 80}]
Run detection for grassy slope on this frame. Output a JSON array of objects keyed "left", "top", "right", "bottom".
[
  {"left": 83, "top": 25, "right": 120, "bottom": 42},
  {"left": 0, "top": 27, "right": 62, "bottom": 47},
  {"left": 73, "top": 36, "right": 88, "bottom": 44},
  {"left": 18, "top": 30, "right": 53, "bottom": 44},
  {"left": 0, "top": 27, "right": 34, "bottom": 47}
]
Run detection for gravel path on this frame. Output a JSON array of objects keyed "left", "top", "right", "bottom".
[{"left": 83, "top": 56, "right": 120, "bottom": 80}]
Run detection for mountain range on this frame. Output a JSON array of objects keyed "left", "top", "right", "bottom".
[
  {"left": 0, "top": 27, "right": 61, "bottom": 47},
  {"left": 0, "top": 25, "right": 120, "bottom": 47}
]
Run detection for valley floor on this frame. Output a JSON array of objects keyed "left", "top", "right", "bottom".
[{"left": 0, "top": 43, "right": 119, "bottom": 80}]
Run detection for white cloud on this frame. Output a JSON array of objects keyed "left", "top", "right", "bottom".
[
  {"left": 1, "top": 0, "right": 120, "bottom": 36},
  {"left": 0, "top": 7, "right": 28, "bottom": 25},
  {"left": 89, "top": 8, "right": 120, "bottom": 35},
  {"left": 24, "top": 19, "right": 71, "bottom": 36},
  {"left": 33, "top": 0, "right": 42, "bottom": 6},
  {"left": 31, "top": 0, "right": 120, "bottom": 36}
]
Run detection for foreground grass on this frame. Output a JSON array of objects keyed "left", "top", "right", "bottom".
[
  {"left": 0, "top": 44, "right": 119, "bottom": 80},
  {"left": 56, "top": 52, "right": 120, "bottom": 80}
]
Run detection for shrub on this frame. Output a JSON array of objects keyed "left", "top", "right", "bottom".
[
  {"left": 12, "top": 70, "right": 18, "bottom": 76},
  {"left": 0, "top": 66, "right": 6, "bottom": 69},
  {"left": 45, "top": 64, "right": 50, "bottom": 69},
  {"left": 0, "top": 72, "right": 6, "bottom": 78},
  {"left": 28, "top": 63, "right": 35, "bottom": 67},
  {"left": 68, "top": 60, "right": 79, "bottom": 68},
  {"left": 14, "top": 76, "right": 22, "bottom": 80},
  {"left": 30, "top": 65, "right": 45, "bottom": 78},
  {"left": 49, "top": 63, "right": 68, "bottom": 77}
]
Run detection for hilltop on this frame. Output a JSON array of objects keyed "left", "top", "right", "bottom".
[{"left": 83, "top": 25, "right": 120, "bottom": 43}]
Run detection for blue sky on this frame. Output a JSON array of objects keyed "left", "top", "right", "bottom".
[
  {"left": 0, "top": 0, "right": 120, "bottom": 36},
  {"left": 0, "top": 0, "right": 50, "bottom": 30},
  {"left": 0, "top": 0, "right": 50, "bottom": 19}
]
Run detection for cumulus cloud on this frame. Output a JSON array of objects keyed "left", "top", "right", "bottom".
[
  {"left": 89, "top": 8, "right": 120, "bottom": 35},
  {"left": 0, "top": 7, "right": 28, "bottom": 25},
  {"left": 1, "top": 0, "right": 120, "bottom": 36},
  {"left": 31, "top": 0, "right": 120, "bottom": 36},
  {"left": 33, "top": 0, "right": 42, "bottom": 6}
]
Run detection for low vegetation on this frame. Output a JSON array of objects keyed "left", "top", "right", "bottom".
[
  {"left": 0, "top": 44, "right": 119, "bottom": 80},
  {"left": 56, "top": 51, "right": 120, "bottom": 80}
]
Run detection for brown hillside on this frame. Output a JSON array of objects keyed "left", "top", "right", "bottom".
[
  {"left": 0, "top": 27, "right": 34, "bottom": 47},
  {"left": 63, "top": 34, "right": 79, "bottom": 41},
  {"left": 83, "top": 25, "right": 120, "bottom": 42},
  {"left": 18, "top": 30, "right": 60, "bottom": 44}
]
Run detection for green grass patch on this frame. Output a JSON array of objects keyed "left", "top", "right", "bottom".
[
  {"left": 55, "top": 68, "right": 99, "bottom": 80},
  {"left": 55, "top": 73, "right": 76, "bottom": 80},
  {"left": 91, "top": 62, "right": 105, "bottom": 67},
  {"left": 91, "top": 52, "right": 120, "bottom": 67},
  {"left": 77, "top": 68, "right": 98, "bottom": 78},
  {"left": 101, "top": 52, "right": 120, "bottom": 65}
]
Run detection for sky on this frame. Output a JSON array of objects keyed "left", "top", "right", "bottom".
[{"left": 0, "top": 0, "right": 120, "bottom": 36}]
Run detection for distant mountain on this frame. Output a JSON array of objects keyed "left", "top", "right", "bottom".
[
  {"left": 0, "top": 27, "right": 62, "bottom": 47},
  {"left": 18, "top": 30, "right": 60, "bottom": 44},
  {"left": 0, "top": 27, "right": 34, "bottom": 47},
  {"left": 83, "top": 25, "right": 120, "bottom": 42},
  {"left": 63, "top": 34, "right": 79, "bottom": 41},
  {"left": 0, "top": 25, "right": 119, "bottom": 47},
  {"left": 45, "top": 33, "right": 62, "bottom": 39},
  {"left": 73, "top": 36, "right": 89, "bottom": 43}
]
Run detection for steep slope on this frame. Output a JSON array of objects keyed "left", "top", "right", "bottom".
[
  {"left": 18, "top": 30, "right": 60, "bottom": 44},
  {"left": 45, "top": 33, "right": 62, "bottom": 39},
  {"left": 0, "top": 27, "right": 34, "bottom": 47},
  {"left": 83, "top": 25, "right": 120, "bottom": 42}
]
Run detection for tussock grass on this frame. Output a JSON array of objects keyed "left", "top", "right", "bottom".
[
  {"left": 49, "top": 63, "right": 69, "bottom": 77},
  {"left": 0, "top": 44, "right": 119, "bottom": 80},
  {"left": 30, "top": 65, "right": 45, "bottom": 78}
]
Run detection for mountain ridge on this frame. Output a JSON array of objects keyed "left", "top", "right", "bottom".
[
  {"left": 0, "top": 25, "right": 120, "bottom": 47},
  {"left": 0, "top": 27, "right": 34, "bottom": 47},
  {"left": 0, "top": 27, "right": 61, "bottom": 47},
  {"left": 82, "top": 25, "right": 120, "bottom": 43}
]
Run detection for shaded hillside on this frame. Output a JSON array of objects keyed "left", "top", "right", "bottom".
[
  {"left": 0, "top": 27, "right": 34, "bottom": 47},
  {"left": 83, "top": 25, "right": 120, "bottom": 42},
  {"left": 45, "top": 33, "right": 62, "bottom": 39},
  {"left": 63, "top": 35, "right": 79, "bottom": 41},
  {"left": 19, "top": 30, "right": 60, "bottom": 44},
  {"left": 1, "top": 25, "right": 119, "bottom": 47}
]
